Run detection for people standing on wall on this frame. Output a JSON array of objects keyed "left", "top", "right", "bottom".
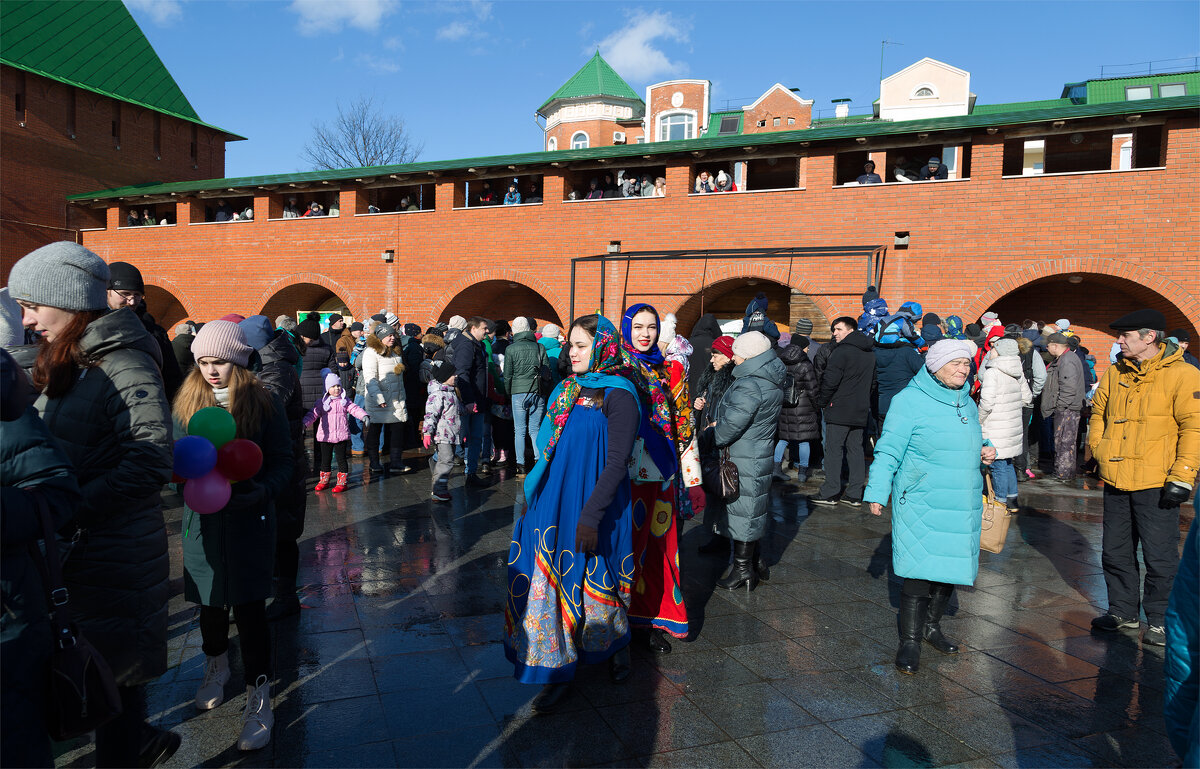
[
  {"left": 173, "top": 321, "right": 292, "bottom": 752},
  {"left": 620, "top": 303, "right": 692, "bottom": 653},
  {"left": 9, "top": 242, "right": 177, "bottom": 766}
]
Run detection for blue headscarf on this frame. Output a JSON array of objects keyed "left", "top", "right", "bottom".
[{"left": 621, "top": 303, "right": 665, "bottom": 367}]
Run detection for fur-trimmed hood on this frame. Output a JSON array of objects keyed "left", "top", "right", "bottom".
[{"left": 366, "top": 333, "right": 405, "bottom": 374}]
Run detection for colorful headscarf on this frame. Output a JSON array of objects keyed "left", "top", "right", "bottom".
[
  {"left": 538, "top": 316, "right": 632, "bottom": 462},
  {"left": 621, "top": 303, "right": 665, "bottom": 368},
  {"left": 620, "top": 303, "right": 681, "bottom": 480}
]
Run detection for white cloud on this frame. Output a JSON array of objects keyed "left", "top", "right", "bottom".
[
  {"left": 435, "top": 0, "right": 493, "bottom": 43},
  {"left": 125, "top": 0, "right": 183, "bottom": 26},
  {"left": 356, "top": 53, "right": 401, "bottom": 74},
  {"left": 289, "top": 0, "right": 398, "bottom": 36},
  {"left": 595, "top": 10, "right": 690, "bottom": 82},
  {"left": 436, "top": 20, "right": 473, "bottom": 41}
]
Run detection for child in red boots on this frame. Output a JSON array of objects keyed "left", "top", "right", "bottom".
[{"left": 303, "top": 370, "right": 369, "bottom": 492}]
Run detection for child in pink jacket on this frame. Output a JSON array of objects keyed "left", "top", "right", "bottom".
[{"left": 303, "top": 370, "right": 370, "bottom": 492}]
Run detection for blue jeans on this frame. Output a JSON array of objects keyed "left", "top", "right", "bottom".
[
  {"left": 462, "top": 409, "right": 485, "bottom": 474},
  {"left": 349, "top": 394, "right": 383, "bottom": 453},
  {"left": 511, "top": 392, "right": 546, "bottom": 467},
  {"left": 990, "top": 458, "right": 1018, "bottom": 502},
  {"left": 774, "top": 439, "right": 811, "bottom": 469}
]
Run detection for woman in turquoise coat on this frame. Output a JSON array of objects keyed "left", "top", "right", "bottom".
[{"left": 865, "top": 340, "right": 997, "bottom": 675}]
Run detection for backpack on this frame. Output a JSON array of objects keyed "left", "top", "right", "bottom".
[
  {"left": 781, "top": 372, "right": 801, "bottom": 408},
  {"left": 745, "top": 309, "right": 767, "bottom": 333},
  {"left": 536, "top": 345, "right": 555, "bottom": 397}
]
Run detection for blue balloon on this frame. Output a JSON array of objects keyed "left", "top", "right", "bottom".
[{"left": 174, "top": 435, "right": 217, "bottom": 479}]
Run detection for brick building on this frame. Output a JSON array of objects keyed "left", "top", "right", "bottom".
[
  {"left": 0, "top": 0, "right": 240, "bottom": 281},
  {"left": 18, "top": 49, "right": 1200, "bottom": 361}
]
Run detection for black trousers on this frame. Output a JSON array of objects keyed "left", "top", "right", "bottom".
[
  {"left": 1101, "top": 486, "right": 1181, "bottom": 625},
  {"left": 366, "top": 421, "right": 404, "bottom": 466},
  {"left": 818, "top": 423, "right": 866, "bottom": 500},
  {"left": 317, "top": 440, "right": 350, "bottom": 472},
  {"left": 274, "top": 455, "right": 307, "bottom": 593},
  {"left": 199, "top": 602, "right": 271, "bottom": 687},
  {"left": 902, "top": 578, "right": 953, "bottom": 597},
  {"left": 94, "top": 684, "right": 155, "bottom": 768}
]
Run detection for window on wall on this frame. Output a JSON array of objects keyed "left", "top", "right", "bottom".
[
  {"left": 1125, "top": 86, "right": 1152, "bottom": 100},
  {"left": 718, "top": 116, "right": 739, "bottom": 134},
  {"left": 547, "top": 136, "right": 557, "bottom": 151},
  {"left": 659, "top": 113, "right": 695, "bottom": 141},
  {"left": 772, "top": 117, "right": 781, "bottom": 127},
  {"left": 1159, "top": 83, "right": 1187, "bottom": 98},
  {"left": 571, "top": 131, "right": 588, "bottom": 149},
  {"left": 914, "top": 87, "right": 934, "bottom": 97}
]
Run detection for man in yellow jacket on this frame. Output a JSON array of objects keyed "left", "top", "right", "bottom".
[{"left": 1088, "top": 309, "right": 1200, "bottom": 647}]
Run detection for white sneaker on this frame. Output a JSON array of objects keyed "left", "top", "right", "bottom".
[
  {"left": 237, "top": 675, "right": 273, "bottom": 751},
  {"left": 194, "top": 652, "right": 230, "bottom": 710}
]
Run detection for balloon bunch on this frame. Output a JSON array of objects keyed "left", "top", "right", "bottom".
[{"left": 173, "top": 407, "right": 263, "bottom": 514}]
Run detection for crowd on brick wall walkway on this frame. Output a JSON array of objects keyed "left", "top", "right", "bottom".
[{"left": 1, "top": 241, "right": 1197, "bottom": 767}]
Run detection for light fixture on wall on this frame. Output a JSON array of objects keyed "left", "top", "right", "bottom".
[
  {"left": 894, "top": 231, "right": 910, "bottom": 250},
  {"left": 381, "top": 249, "right": 394, "bottom": 263},
  {"left": 1068, "top": 275, "right": 1083, "bottom": 284},
  {"left": 607, "top": 240, "right": 621, "bottom": 253},
  {"left": 747, "top": 279, "right": 759, "bottom": 286}
]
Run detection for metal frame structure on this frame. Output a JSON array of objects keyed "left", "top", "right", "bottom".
[{"left": 568, "top": 245, "right": 888, "bottom": 320}]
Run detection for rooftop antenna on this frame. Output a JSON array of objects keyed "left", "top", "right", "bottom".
[{"left": 880, "top": 40, "right": 903, "bottom": 82}]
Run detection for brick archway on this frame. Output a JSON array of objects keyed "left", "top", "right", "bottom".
[
  {"left": 142, "top": 275, "right": 197, "bottom": 334},
  {"left": 256, "top": 273, "right": 361, "bottom": 321},
  {"left": 430, "top": 269, "right": 568, "bottom": 327},
  {"left": 967, "top": 258, "right": 1200, "bottom": 326},
  {"left": 658, "top": 264, "right": 837, "bottom": 340}
]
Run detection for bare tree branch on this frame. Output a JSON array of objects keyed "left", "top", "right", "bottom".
[{"left": 301, "top": 96, "right": 423, "bottom": 171}]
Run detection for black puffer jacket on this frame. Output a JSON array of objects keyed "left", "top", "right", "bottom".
[
  {"left": 688, "top": 314, "right": 723, "bottom": 396},
  {"left": 255, "top": 330, "right": 307, "bottom": 541},
  {"left": 777, "top": 343, "right": 820, "bottom": 442},
  {"left": 299, "top": 336, "right": 336, "bottom": 408},
  {"left": 35, "top": 308, "right": 172, "bottom": 686},
  {"left": 817, "top": 331, "right": 876, "bottom": 428},
  {"left": 874, "top": 341, "right": 924, "bottom": 419}
]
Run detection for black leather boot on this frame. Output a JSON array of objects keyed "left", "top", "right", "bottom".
[
  {"left": 895, "top": 594, "right": 929, "bottom": 675},
  {"left": 648, "top": 628, "right": 672, "bottom": 654},
  {"left": 532, "top": 682, "right": 570, "bottom": 714},
  {"left": 717, "top": 540, "right": 758, "bottom": 592},
  {"left": 753, "top": 541, "right": 770, "bottom": 582},
  {"left": 609, "top": 644, "right": 631, "bottom": 683},
  {"left": 923, "top": 583, "right": 960, "bottom": 654},
  {"left": 698, "top": 533, "right": 730, "bottom": 555}
]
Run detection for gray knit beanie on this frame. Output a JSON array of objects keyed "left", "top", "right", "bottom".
[
  {"left": 8, "top": 242, "right": 109, "bottom": 311},
  {"left": 0, "top": 288, "right": 25, "bottom": 347},
  {"left": 925, "top": 340, "right": 974, "bottom": 373},
  {"left": 732, "top": 331, "right": 772, "bottom": 359}
]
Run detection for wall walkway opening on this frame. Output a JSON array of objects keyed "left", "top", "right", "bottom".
[
  {"left": 261, "top": 282, "right": 351, "bottom": 324},
  {"left": 438, "top": 280, "right": 562, "bottom": 329}
]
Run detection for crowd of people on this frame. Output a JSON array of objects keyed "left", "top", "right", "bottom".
[
  {"left": 1, "top": 243, "right": 1197, "bottom": 766},
  {"left": 568, "top": 171, "right": 666, "bottom": 200}
]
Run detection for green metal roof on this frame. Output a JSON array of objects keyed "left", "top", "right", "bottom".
[
  {"left": 810, "top": 115, "right": 879, "bottom": 126},
  {"left": 70, "top": 94, "right": 1199, "bottom": 202},
  {"left": 1085, "top": 71, "right": 1199, "bottom": 103},
  {"left": 537, "top": 51, "right": 643, "bottom": 115},
  {"left": 1, "top": 0, "right": 242, "bottom": 137},
  {"left": 971, "top": 98, "right": 1075, "bottom": 114},
  {"left": 702, "top": 110, "right": 744, "bottom": 137}
]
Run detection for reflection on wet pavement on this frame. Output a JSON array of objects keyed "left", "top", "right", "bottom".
[{"left": 53, "top": 461, "right": 1188, "bottom": 768}]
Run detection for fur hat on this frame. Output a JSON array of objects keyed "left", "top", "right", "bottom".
[
  {"left": 732, "top": 331, "right": 771, "bottom": 359},
  {"left": 925, "top": 340, "right": 974, "bottom": 373},
  {"left": 8, "top": 242, "right": 109, "bottom": 312},
  {"left": 512, "top": 317, "right": 531, "bottom": 334},
  {"left": 192, "top": 320, "right": 253, "bottom": 367}
]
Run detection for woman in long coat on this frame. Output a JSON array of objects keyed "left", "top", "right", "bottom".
[
  {"left": 865, "top": 340, "right": 997, "bottom": 674},
  {"left": 706, "top": 332, "right": 786, "bottom": 591},
  {"left": 361, "top": 322, "right": 408, "bottom": 473},
  {"left": 977, "top": 338, "right": 1032, "bottom": 512},
  {"left": 174, "top": 320, "right": 292, "bottom": 751},
  {"left": 9, "top": 243, "right": 177, "bottom": 767},
  {"left": 694, "top": 335, "right": 737, "bottom": 555},
  {"left": 775, "top": 335, "right": 820, "bottom": 482}
]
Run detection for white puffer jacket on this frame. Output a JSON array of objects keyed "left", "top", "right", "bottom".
[
  {"left": 362, "top": 335, "right": 408, "bottom": 424},
  {"left": 978, "top": 352, "right": 1033, "bottom": 459}
]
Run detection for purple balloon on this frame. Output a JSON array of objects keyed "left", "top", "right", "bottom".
[
  {"left": 184, "top": 468, "right": 231, "bottom": 515},
  {"left": 174, "top": 435, "right": 217, "bottom": 480}
]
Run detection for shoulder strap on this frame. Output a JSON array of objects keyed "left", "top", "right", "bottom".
[{"left": 25, "top": 490, "right": 78, "bottom": 647}]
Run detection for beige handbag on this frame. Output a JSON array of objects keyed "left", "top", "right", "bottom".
[{"left": 979, "top": 475, "right": 1014, "bottom": 554}]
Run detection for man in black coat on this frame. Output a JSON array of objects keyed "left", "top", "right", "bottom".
[
  {"left": 105, "top": 261, "right": 184, "bottom": 400},
  {"left": 399, "top": 323, "right": 426, "bottom": 469},
  {"left": 813, "top": 317, "right": 876, "bottom": 505},
  {"left": 452, "top": 317, "right": 489, "bottom": 484}
]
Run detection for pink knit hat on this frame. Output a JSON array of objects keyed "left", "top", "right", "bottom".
[{"left": 192, "top": 320, "right": 253, "bottom": 367}]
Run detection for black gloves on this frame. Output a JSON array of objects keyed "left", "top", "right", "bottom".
[
  {"left": 1160, "top": 482, "right": 1191, "bottom": 509},
  {"left": 231, "top": 480, "right": 267, "bottom": 509},
  {"left": 574, "top": 524, "right": 598, "bottom": 554}
]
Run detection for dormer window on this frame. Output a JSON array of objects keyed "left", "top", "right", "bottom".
[{"left": 914, "top": 87, "right": 934, "bottom": 97}]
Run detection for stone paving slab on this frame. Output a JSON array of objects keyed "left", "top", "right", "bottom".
[{"left": 53, "top": 462, "right": 1190, "bottom": 768}]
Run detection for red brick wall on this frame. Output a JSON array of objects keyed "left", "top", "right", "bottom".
[
  {"left": 1, "top": 67, "right": 228, "bottom": 281},
  {"left": 743, "top": 89, "right": 813, "bottom": 132},
  {"left": 648, "top": 82, "right": 707, "bottom": 139},
  {"left": 76, "top": 119, "right": 1200, "bottom": 362}
]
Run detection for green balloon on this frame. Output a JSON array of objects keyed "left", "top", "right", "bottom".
[{"left": 188, "top": 407, "right": 236, "bottom": 449}]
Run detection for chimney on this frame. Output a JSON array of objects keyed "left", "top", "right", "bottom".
[{"left": 833, "top": 98, "right": 851, "bottom": 119}]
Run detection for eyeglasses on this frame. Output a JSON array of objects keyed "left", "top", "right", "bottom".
[{"left": 112, "top": 290, "right": 144, "bottom": 303}]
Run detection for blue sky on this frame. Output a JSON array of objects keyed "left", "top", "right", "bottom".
[{"left": 126, "top": 0, "right": 1200, "bottom": 178}]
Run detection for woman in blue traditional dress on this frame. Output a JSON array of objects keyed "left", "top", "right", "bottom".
[{"left": 505, "top": 315, "right": 642, "bottom": 714}]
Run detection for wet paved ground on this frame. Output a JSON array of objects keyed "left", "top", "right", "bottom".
[{"left": 57, "top": 460, "right": 1189, "bottom": 768}]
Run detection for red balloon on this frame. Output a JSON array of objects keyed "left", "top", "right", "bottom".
[
  {"left": 172, "top": 471, "right": 185, "bottom": 484},
  {"left": 216, "top": 439, "right": 263, "bottom": 482}
]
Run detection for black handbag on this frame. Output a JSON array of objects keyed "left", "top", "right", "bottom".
[
  {"left": 27, "top": 492, "right": 123, "bottom": 741},
  {"left": 701, "top": 448, "right": 739, "bottom": 503}
]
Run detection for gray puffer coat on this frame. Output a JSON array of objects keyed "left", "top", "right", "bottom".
[
  {"left": 35, "top": 308, "right": 173, "bottom": 686},
  {"left": 708, "top": 349, "right": 786, "bottom": 542}
]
